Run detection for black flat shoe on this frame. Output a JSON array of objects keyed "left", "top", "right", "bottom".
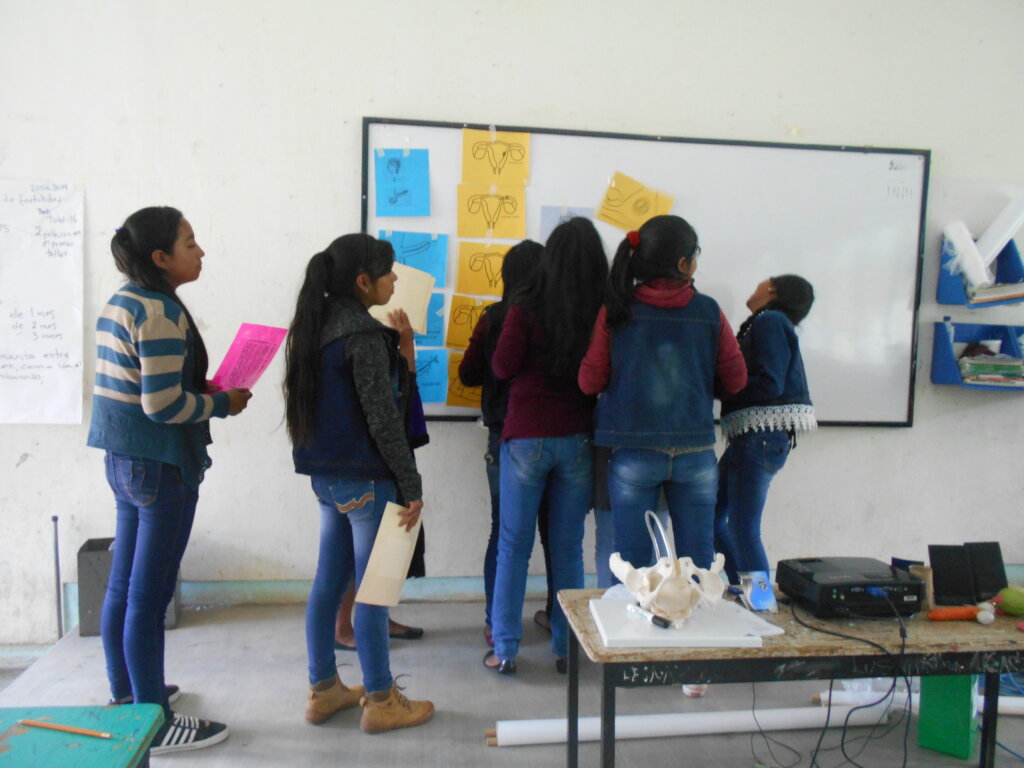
[
  {"left": 555, "top": 657, "right": 567, "bottom": 675},
  {"left": 389, "top": 625, "right": 424, "bottom": 640},
  {"left": 334, "top": 640, "right": 357, "bottom": 651},
  {"left": 483, "top": 650, "right": 516, "bottom": 675}
]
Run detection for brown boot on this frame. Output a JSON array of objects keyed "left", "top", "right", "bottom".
[
  {"left": 305, "top": 675, "right": 364, "bottom": 724},
  {"left": 359, "top": 681, "right": 434, "bottom": 734}
]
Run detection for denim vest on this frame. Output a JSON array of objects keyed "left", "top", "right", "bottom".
[
  {"left": 291, "top": 335, "right": 398, "bottom": 479},
  {"left": 594, "top": 294, "right": 721, "bottom": 449}
]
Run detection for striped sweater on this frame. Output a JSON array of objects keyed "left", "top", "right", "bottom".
[{"left": 87, "top": 283, "right": 229, "bottom": 489}]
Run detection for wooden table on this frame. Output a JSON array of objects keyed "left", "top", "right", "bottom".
[
  {"left": 0, "top": 704, "right": 163, "bottom": 767},
  {"left": 559, "top": 589, "right": 1024, "bottom": 768}
]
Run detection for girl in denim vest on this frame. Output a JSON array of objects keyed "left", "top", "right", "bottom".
[
  {"left": 285, "top": 234, "right": 433, "bottom": 733},
  {"left": 713, "top": 275, "right": 816, "bottom": 589},
  {"left": 579, "top": 215, "right": 747, "bottom": 576},
  {"left": 87, "top": 206, "right": 251, "bottom": 754},
  {"left": 485, "top": 218, "right": 608, "bottom": 675}
]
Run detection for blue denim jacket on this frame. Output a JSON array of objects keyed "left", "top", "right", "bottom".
[{"left": 594, "top": 294, "right": 721, "bottom": 449}]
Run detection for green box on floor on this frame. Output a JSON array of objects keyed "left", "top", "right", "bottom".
[{"left": 918, "top": 674, "right": 978, "bottom": 760}]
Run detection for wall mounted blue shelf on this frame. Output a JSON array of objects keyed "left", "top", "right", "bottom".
[
  {"left": 932, "top": 318, "right": 1024, "bottom": 390},
  {"left": 937, "top": 237, "right": 1024, "bottom": 308}
]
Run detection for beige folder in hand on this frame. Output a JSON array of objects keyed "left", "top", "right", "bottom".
[{"left": 355, "top": 502, "right": 422, "bottom": 607}]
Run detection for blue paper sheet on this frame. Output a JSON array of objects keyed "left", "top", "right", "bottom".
[
  {"left": 415, "top": 349, "right": 447, "bottom": 404},
  {"left": 374, "top": 149, "right": 430, "bottom": 217},
  {"left": 414, "top": 292, "right": 445, "bottom": 348},
  {"left": 379, "top": 230, "right": 448, "bottom": 288},
  {"left": 539, "top": 206, "right": 594, "bottom": 244}
]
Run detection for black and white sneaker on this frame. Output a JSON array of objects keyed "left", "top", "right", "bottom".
[
  {"left": 110, "top": 684, "right": 181, "bottom": 705},
  {"left": 150, "top": 712, "right": 229, "bottom": 755}
]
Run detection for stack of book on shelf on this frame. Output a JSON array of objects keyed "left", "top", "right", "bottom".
[{"left": 958, "top": 353, "right": 1024, "bottom": 387}]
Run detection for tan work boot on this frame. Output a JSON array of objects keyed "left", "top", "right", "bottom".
[
  {"left": 359, "top": 681, "right": 434, "bottom": 734},
  {"left": 305, "top": 675, "right": 365, "bottom": 724}
]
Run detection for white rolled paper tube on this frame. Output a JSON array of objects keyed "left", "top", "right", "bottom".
[
  {"left": 998, "top": 696, "right": 1024, "bottom": 716},
  {"left": 493, "top": 705, "right": 884, "bottom": 746},
  {"left": 816, "top": 691, "right": 1024, "bottom": 716},
  {"left": 976, "top": 191, "right": 1024, "bottom": 267},
  {"left": 943, "top": 220, "right": 992, "bottom": 288}
]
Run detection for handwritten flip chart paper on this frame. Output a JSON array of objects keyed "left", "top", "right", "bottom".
[
  {"left": 378, "top": 230, "right": 448, "bottom": 288},
  {"left": 413, "top": 292, "right": 445, "bottom": 347},
  {"left": 457, "top": 184, "right": 526, "bottom": 240},
  {"left": 209, "top": 323, "right": 287, "bottom": 390},
  {"left": 597, "top": 171, "right": 674, "bottom": 231},
  {"left": 355, "top": 501, "right": 423, "bottom": 607},
  {"left": 461, "top": 129, "right": 530, "bottom": 184},
  {"left": 368, "top": 262, "right": 435, "bottom": 335},
  {"left": 414, "top": 348, "right": 447, "bottom": 403},
  {"left": 374, "top": 149, "right": 430, "bottom": 217},
  {"left": 445, "top": 294, "right": 495, "bottom": 350},
  {"left": 446, "top": 351, "right": 481, "bottom": 407},
  {"left": 539, "top": 206, "right": 594, "bottom": 244},
  {"left": 457, "top": 241, "right": 510, "bottom": 297},
  {"left": 0, "top": 181, "right": 83, "bottom": 423}
]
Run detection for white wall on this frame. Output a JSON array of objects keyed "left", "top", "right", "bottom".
[{"left": 2, "top": 0, "right": 1022, "bottom": 643}]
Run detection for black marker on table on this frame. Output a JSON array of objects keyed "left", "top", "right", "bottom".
[{"left": 627, "top": 602, "right": 671, "bottom": 629}]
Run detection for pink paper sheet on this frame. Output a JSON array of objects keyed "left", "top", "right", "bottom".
[{"left": 210, "top": 323, "right": 287, "bottom": 390}]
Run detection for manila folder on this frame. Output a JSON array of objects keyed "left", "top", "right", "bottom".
[{"left": 355, "top": 502, "right": 422, "bottom": 607}]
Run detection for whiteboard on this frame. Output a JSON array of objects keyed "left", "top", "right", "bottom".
[
  {"left": 362, "top": 118, "right": 928, "bottom": 426},
  {"left": 0, "top": 180, "right": 84, "bottom": 423}
]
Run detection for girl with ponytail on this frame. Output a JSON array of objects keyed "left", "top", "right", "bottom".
[
  {"left": 579, "top": 215, "right": 747, "bottom": 580},
  {"left": 87, "top": 206, "right": 251, "bottom": 754},
  {"left": 284, "top": 233, "right": 433, "bottom": 733}
]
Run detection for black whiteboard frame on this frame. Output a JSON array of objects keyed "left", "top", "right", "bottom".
[{"left": 361, "top": 116, "right": 929, "bottom": 427}]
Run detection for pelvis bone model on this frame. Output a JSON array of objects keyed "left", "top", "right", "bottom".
[{"left": 609, "top": 510, "right": 727, "bottom": 623}]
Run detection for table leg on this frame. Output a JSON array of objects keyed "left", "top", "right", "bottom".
[
  {"left": 978, "top": 671, "right": 999, "bottom": 768},
  {"left": 601, "top": 664, "right": 616, "bottom": 768},
  {"left": 567, "top": 631, "right": 579, "bottom": 768}
]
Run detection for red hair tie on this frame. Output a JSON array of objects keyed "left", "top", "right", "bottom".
[{"left": 626, "top": 230, "right": 641, "bottom": 248}]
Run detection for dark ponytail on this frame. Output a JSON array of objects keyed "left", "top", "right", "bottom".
[
  {"left": 604, "top": 215, "right": 699, "bottom": 329},
  {"left": 284, "top": 234, "right": 395, "bottom": 446},
  {"left": 111, "top": 206, "right": 209, "bottom": 392}
]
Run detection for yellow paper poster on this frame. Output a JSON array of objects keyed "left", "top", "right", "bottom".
[
  {"left": 445, "top": 294, "right": 495, "bottom": 350},
  {"left": 447, "top": 351, "right": 481, "bottom": 408},
  {"left": 457, "top": 184, "right": 526, "bottom": 240},
  {"left": 461, "top": 128, "right": 530, "bottom": 184},
  {"left": 457, "top": 241, "right": 510, "bottom": 297},
  {"left": 596, "top": 171, "right": 675, "bottom": 231}
]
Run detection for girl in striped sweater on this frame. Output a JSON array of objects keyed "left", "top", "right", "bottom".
[{"left": 87, "top": 206, "right": 251, "bottom": 755}]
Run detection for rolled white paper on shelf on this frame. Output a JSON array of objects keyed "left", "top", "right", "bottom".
[
  {"left": 943, "top": 220, "right": 992, "bottom": 288},
  {"left": 976, "top": 191, "right": 1024, "bottom": 267},
  {"left": 493, "top": 705, "right": 884, "bottom": 746}
]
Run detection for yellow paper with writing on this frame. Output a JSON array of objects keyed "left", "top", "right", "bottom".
[
  {"left": 447, "top": 351, "right": 482, "bottom": 408},
  {"left": 445, "top": 294, "right": 495, "bottom": 350},
  {"left": 457, "top": 241, "right": 510, "bottom": 297},
  {"left": 457, "top": 184, "right": 526, "bottom": 240},
  {"left": 461, "top": 129, "right": 530, "bottom": 184},
  {"left": 597, "top": 171, "right": 675, "bottom": 231}
]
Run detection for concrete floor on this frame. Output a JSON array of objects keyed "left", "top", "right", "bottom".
[{"left": 1, "top": 600, "right": 1021, "bottom": 767}]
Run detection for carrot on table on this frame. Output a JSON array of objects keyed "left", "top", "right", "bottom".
[{"left": 928, "top": 606, "right": 981, "bottom": 621}]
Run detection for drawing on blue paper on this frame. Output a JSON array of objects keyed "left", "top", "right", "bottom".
[
  {"left": 415, "top": 349, "right": 447, "bottom": 403},
  {"left": 374, "top": 149, "right": 430, "bottom": 217},
  {"left": 414, "top": 292, "right": 445, "bottom": 347},
  {"left": 378, "top": 230, "right": 448, "bottom": 288}
]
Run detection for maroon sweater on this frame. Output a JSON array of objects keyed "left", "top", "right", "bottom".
[{"left": 491, "top": 304, "right": 596, "bottom": 441}]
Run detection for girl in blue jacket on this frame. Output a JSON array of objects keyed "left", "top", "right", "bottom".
[{"left": 714, "top": 275, "right": 816, "bottom": 587}]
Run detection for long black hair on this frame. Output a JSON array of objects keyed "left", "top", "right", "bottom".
[
  {"left": 110, "top": 206, "right": 209, "bottom": 392},
  {"left": 284, "top": 233, "right": 395, "bottom": 446},
  {"left": 737, "top": 274, "right": 815, "bottom": 341},
  {"left": 515, "top": 217, "right": 608, "bottom": 376},
  {"left": 605, "top": 214, "right": 699, "bottom": 329},
  {"left": 485, "top": 239, "right": 543, "bottom": 332}
]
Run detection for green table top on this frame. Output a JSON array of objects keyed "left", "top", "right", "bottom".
[{"left": 0, "top": 704, "right": 163, "bottom": 767}]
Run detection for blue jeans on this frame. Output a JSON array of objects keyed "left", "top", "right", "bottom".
[
  {"left": 483, "top": 428, "right": 501, "bottom": 628},
  {"left": 492, "top": 434, "right": 593, "bottom": 660},
  {"left": 306, "top": 477, "right": 393, "bottom": 694},
  {"left": 713, "top": 430, "right": 791, "bottom": 584},
  {"left": 609, "top": 448, "right": 718, "bottom": 570},
  {"left": 101, "top": 452, "right": 197, "bottom": 719}
]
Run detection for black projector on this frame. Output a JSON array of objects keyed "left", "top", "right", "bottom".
[{"left": 776, "top": 557, "right": 924, "bottom": 618}]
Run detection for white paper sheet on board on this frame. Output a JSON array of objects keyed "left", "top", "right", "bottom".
[{"left": 0, "top": 181, "right": 84, "bottom": 423}]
